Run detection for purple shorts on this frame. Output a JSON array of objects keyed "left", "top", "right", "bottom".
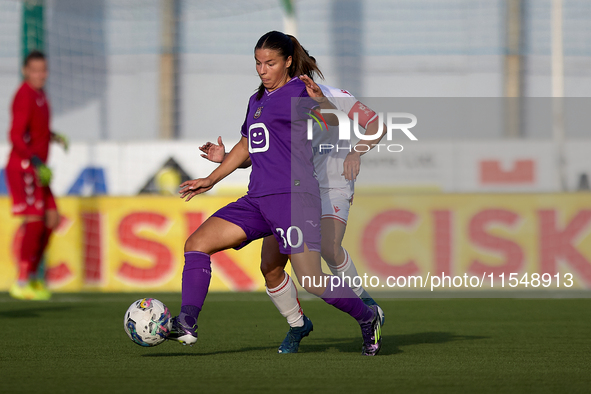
[{"left": 212, "top": 192, "right": 321, "bottom": 254}]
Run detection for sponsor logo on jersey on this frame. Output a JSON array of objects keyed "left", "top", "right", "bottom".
[
  {"left": 340, "top": 89, "right": 351, "bottom": 96},
  {"left": 248, "top": 123, "right": 270, "bottom": 153},
  {"left": 306, "top": 220, "right": 318, "bottom": 227},
  {"left": 254, "top": 106, "right": 263, "bottom": 119}
]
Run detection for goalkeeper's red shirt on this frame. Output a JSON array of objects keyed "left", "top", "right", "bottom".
[{"left": 7, "top": 81, "right": 51, "bottom": 172}]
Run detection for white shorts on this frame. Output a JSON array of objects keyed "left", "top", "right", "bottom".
[{"left": 320, "top": 187, "right": 354, "bottom": 225}]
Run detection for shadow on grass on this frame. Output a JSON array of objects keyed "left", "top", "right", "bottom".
[
  {"left": 0, "top": 305, "right": 76, "bottom": 319},
  {"left": 380, "top": 332, "right": 488, "bottom": 355},
  {"left": 142, "top": 345, "right": 278, "bottom": 357},
  {"left": 299, "top": 331, "right": 488, "bottom": 355},
  {"left": 142, "top": 332, "right": 488, "bottom": 357}
]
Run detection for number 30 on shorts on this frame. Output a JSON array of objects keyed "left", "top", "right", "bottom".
[{"left": 275, "top": 226, "right": 303, "bottom": 249}]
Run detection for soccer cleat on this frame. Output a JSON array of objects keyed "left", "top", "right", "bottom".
[
  {"left": 31, "top": 280, "right": 51, "bottom": 300},
  {"left": 360, "top": 305, "right": 382, "bottom": 356},
  {"left": 278, "top": 315, "right": 313, "bottom": 354},
  {"left": 9, "top": 282, "right": 37, "bottom": 300},
  {"left": 362, "top": 297, "right": 385, "bottom": 327},
  {"left": 168, "top": 316, "right": 198, "bottom": 346}
]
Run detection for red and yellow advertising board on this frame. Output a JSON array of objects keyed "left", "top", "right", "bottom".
[
  {"left": 1, "top": 193, "right": 591, "bottom": 292},
  {"left": 344, "top": 193, "right": 591, "bottom": 290},
  {"left": 0, "top": 196, "right": 264, "bottom": 292}
]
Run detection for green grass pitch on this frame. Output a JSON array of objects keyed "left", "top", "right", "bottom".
[{"left": 0, "top": 292, "right": 589, "bottom": 394}]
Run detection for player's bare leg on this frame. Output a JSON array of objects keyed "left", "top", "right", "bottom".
[
  {"left": 261, "top": 235, "right": 289, "bottom": 289},
  {"left": 321, "top": 218, "right": 384, "bottom": 325},
  {"left": 169, "top": 217, "right": 248, "bottom": 346}
]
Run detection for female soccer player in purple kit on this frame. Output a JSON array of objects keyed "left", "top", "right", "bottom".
[
  {"left": 169, "top": 31, "right": 382, "bottom": 356},
  {"left": 200, "top": 77, "right": 388, "bottom": 354}
]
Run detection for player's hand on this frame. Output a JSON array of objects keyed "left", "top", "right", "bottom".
[
  {"left": 199, "top": 136, "right": 226, "bottom": 163},
  {"left": 342, "top": 152, "right": 361, "bottom": 181},
  {"left": 31, "top": 156, "right": 53, "bottom": 186},
  {"left": 179, "top": 178, "right": 215, "bottom": 201},
  {"left": 51, "top": 131, "right": 69, "bottom": 152},
  {"left": 299, "top": 75, "right": 327, "bottom": 103}
]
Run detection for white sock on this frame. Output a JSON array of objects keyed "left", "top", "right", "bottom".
[
  {"left": 266, "top": 272, "right": 304, "bottom": 327},
  {"left": 327, "top": 248, "right": 369, "bottom": 298}
]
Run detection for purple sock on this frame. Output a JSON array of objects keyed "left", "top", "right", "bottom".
[
  {"left": 180, "top": 251, "right": 212, "bottom": 324},
  {"left": 321, "top": 280, "right": 374, "bottom": 324}
]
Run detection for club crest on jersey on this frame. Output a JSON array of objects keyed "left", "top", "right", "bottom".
[{"left": 254, "top": 106, "right": 263, "bottom": 119}]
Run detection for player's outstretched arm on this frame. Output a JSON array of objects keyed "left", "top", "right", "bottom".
[
  {"left": 342, "top": 103, "right": 388, "bottom": 181},
  {"left": 199, "top": 136, "right": 252, "bottom": 168},
  {"left": 180, "top": 136, "right": 250, "bottom": 201},
  {"left": 199, "top": 136, "right": 226, "bottom": 163}
]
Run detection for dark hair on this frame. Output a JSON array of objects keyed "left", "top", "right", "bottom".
[
  {"left": 254, "top": 31, "right": 323, "bottom": 100},
  {"left": 24, "top": 50, "right": 46, "bottom": 67}
]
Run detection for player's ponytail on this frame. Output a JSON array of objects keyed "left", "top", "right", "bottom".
[
  {"left": 254, "top": 31, "right": 323, "bottom": 100},
  {"left": 287, "top": 35, "right": 324, "bottom": 82}
]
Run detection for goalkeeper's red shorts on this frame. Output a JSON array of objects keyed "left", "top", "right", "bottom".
[{"left": 5, "top": 168, "right": 57, "bottom": 216}]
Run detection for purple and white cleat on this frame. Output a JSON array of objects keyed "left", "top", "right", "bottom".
[
  {"left": 360, "top": 305, "right": 382, "bottom": 356},
  {"left": 168, "top": 315, "right": 198, "bottom": 346}
]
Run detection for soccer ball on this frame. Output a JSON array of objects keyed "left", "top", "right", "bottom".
[{"left": 124, "top": 298, "right": 172, "bottom": 347}]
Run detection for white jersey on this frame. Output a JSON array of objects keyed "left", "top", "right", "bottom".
[{"left": 312, "top": 84, "right": 358, "bottom": 191}]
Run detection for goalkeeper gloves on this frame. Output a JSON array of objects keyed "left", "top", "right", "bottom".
[
  {"left": 31, "top": 156, "right": 53, "bottom": 186},
  {"left": 51, "top": 131, "right": 69, "bottom": 152}
]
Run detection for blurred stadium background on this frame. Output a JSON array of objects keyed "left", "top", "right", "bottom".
[{"left": 1, "top": 0, "right": 591, "bottom": 294}]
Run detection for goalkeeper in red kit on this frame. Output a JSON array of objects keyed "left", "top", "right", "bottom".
[{"left": 5, "top": 51, "right": 68, "bottom": 300}]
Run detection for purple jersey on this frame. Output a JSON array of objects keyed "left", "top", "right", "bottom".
[{"left": 240, "top": 77, "right": 319, "bottom": 198}]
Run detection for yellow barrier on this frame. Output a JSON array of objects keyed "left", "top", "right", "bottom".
[
  {"left": 1, "top": 194, "right": 590, "bottom": 292},
  {"left": 342, "top": 193, "right": 591, "bottom": 290},
  {"left": 0, "top": 196, "right": 264, "bottom": 292}
]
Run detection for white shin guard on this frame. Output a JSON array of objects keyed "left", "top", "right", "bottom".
[
  {"left": 266, "top": 272, "right": 304, "bottom": 327},
  {"left": 327, "top": 248, "right": 366, "bottom": 298}
]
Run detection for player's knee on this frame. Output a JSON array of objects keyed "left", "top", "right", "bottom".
[
  {"left": 260, "top": 257, "right": 285, "bottom": 276},
  {"left": 260, "top": 258, "right": 274, "bottom": 276},
  {"left": 261, "top": 263, "right": 284, "bottom": 287},
  {"left": 184, "top": 232, "right": 210, "bottom": 254}
]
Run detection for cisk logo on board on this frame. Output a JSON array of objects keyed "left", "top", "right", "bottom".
[{"left": 306, "top": 110, "right": 418, "bottom": 153}]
